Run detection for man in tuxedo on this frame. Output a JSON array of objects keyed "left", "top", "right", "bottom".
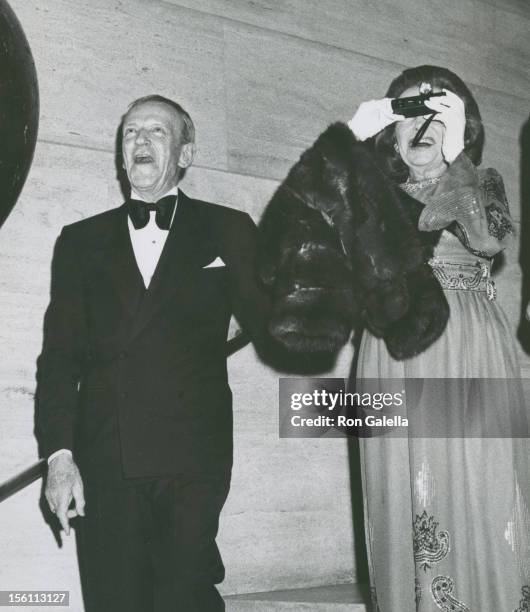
[{"left": 37, "top": 95, "right": 268, "bottom": 611}]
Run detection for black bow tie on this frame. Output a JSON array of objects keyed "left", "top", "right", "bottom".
[{"left": 127, "top": 195, "right": 177, "bottom": 230}]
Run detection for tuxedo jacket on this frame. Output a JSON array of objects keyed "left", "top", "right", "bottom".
[{"left": 37, "top": 191, "right": 269, "bottom": 483}]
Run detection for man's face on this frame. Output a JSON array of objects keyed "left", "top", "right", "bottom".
[{"left": 122, "top": 101, "right": 191, "bottom": 201}]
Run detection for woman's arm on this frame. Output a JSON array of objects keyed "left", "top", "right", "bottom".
[{"left": 417, "top": 153, "right": 515, "bottom": 257}]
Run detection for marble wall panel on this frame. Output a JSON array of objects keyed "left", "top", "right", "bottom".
[
  {"left": 168, "top": 0, "right": 530, "bottom": 99},
  {"left": 9, "top": 0, "right": 228, "bottom": 169}
]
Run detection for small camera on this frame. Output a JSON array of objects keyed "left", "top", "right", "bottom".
[{"left": 391, "top": 91, "right": 446, "bottom": 118}]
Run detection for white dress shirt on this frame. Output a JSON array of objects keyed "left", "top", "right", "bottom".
[
  {"left": 47, "top": 186, "right": 179, "bottom": 464},
  {"left": 127, "top": 186, "right": 179, "bottom": 289}
]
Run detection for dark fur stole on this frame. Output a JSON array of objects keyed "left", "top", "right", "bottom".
[{"left": 258, "top": 122, "right": 449, "bottom": 362}]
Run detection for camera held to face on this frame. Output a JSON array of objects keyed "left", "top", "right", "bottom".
[{"left": 391, "top": 88, "right": 446, "bottom": 118}]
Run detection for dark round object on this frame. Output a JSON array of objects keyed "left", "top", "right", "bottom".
[{"left": 0, "top": 0, "right": 39, "bottom": 228}]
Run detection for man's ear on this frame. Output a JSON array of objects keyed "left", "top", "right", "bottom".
[{"left": 178, "top": 142, "right": 195, "bottom": 169}]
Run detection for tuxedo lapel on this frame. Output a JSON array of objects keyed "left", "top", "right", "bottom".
[
  {"left": 91, "top": 205, "right": 145, "bottom": 320},
  {"left": 127, "top": 191, "right": 215, "bottom": 344}
]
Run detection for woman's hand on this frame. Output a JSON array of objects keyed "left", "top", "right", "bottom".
[
  {"left": 348, "top": 98, "right": 402, "bottom": 141},
  {"left": 423, "top": 89, "right": 465, "bottom": 164}
]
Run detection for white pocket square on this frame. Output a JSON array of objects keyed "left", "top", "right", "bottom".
[{"left": 203, "top": 256, "right": 225, "bottom": 268}]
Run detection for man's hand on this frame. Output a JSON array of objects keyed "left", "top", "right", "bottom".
[
  {"left": 347, "top": 98, "right": 402, "bottom": 141},
  {"left": 424, "top": 89, "right": 466, "bottom": 164},
  {"left": 45, "top": 453, "right": 85, "bottom": 535}
]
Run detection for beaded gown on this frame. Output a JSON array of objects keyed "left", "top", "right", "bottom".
[{"left": 356, "top": 155, "right": 530, "bottom": 612}]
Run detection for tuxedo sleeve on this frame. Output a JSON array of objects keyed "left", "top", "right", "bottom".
[
  {"left": 224, "top": 212, "right": 271, "bottom": 350},
  {"left": 37, "top": 226, "right": 88, "bottom": 458}
]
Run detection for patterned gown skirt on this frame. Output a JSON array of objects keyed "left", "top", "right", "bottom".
[{"left": 356, "top": 253, "right": 530, "bottom": 612}]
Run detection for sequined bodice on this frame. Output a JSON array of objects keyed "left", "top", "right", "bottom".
[{"left": 429, "top": 231, "right": 496, "bottom": 300}]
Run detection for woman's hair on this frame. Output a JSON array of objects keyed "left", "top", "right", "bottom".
[{"left": 374, "top": 65, "right": 484, "bottom": 183}]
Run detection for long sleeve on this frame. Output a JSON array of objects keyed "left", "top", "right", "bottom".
[
  {"left": 417, "top": 153, "right": 515, "bottom": 257},
  {"left": 223, "top": 212, "right": 272, "bottom": 350},
  {"left": 36, "top": 226, "right": 88, "bottom": 458}
]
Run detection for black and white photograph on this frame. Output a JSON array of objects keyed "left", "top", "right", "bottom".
[{"left": 0, "top": 1, "right": 529, "bottom": 611}]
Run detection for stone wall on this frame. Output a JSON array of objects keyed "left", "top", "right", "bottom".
[{"left": 0, "top": 1, "right": 528, "bottom": 609}]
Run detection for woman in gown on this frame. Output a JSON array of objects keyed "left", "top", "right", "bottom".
[
  {"left": 348, "top": 66, "right": 529, "bottom": 612},
  {"left": 258, "top": 63, "right": 529, "bottom": 611}
]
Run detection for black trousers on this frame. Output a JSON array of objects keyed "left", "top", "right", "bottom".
[{"left": 76, "top": 474, "right": 230, "bottom": 612}]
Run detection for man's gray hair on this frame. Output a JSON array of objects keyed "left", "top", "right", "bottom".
[{"left": 126, "top": 95, "right": 195, "bottom": 144}]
